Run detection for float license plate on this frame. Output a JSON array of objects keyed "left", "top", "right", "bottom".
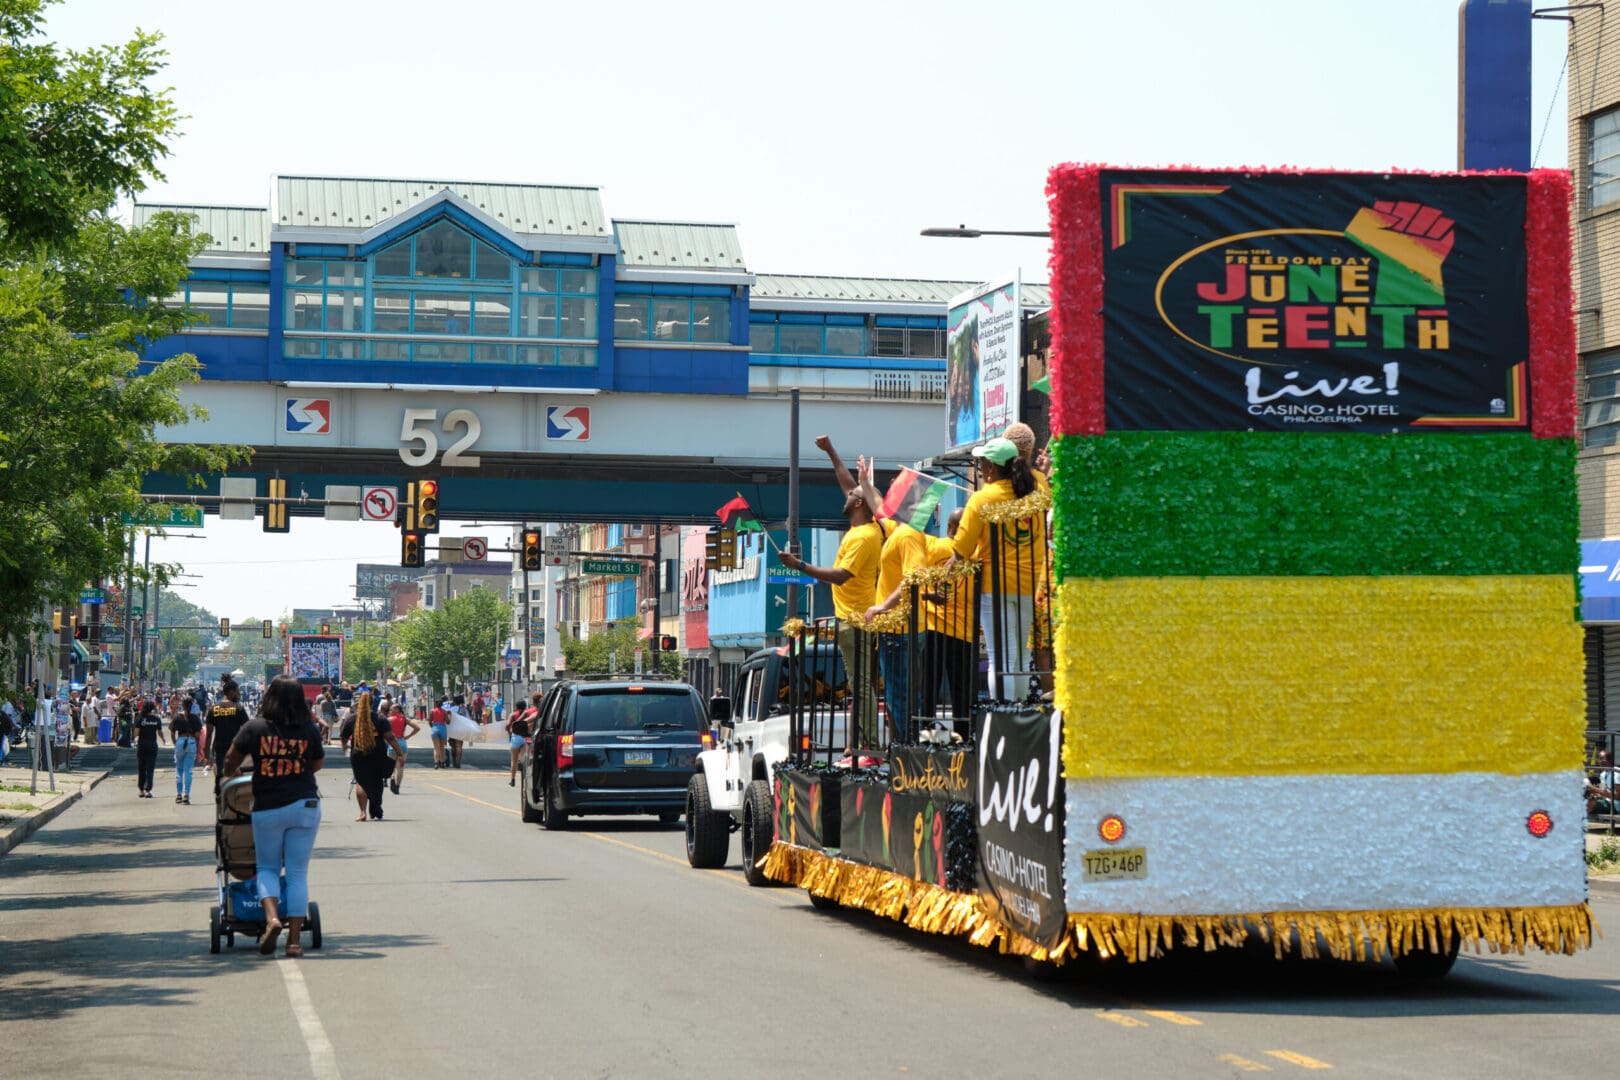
[
  {"left": 623, "top": 750, "right": 654, "bottom": 766},
  {"left": 1081, "top": 847, "right": 1146, "bottom": 882}
]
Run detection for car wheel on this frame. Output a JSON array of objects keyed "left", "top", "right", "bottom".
[
  {"left": 807, "top": 891, "right": 840, "bottom": 911},
  {"left": 542, "top": 778, "right": 568, "bottom": 830},
  {"left": 741, "top": 778, "right": 776, "bottom": 886},
  {"left": 1392, "top": 938, "right": 1459, "bottom": 980},
  {"left": 519, "top": 766, "right": 541, "bottom": 824},
  {"left": 209, "top": 904, "right": 222, "bottom": 954},
  {"left": 684, "top": 774, "right": 729, "bottom": 868}
]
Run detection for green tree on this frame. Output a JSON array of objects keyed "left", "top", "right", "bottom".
[
  {"left": 560, "top": 618, "right": 680, "bottom": 677},
  {"left": 344, "top": 632, "right": 387, "bottom": 685},
  {"left": 391, "top": 589, "right": 511, "bottom": 693},
  {"left": 142, "top": 588, "right": 213, "bottom": 685},
  {"left": 0, "top": 2, "right": 247, "bottom": 664}
]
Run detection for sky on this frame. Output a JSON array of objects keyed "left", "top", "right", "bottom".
[{"left": 42, "top": 0, "right": 1574, "bottom": 621}]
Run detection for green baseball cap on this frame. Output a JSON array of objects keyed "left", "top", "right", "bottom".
[{"left": 971, "top": 436, "right": 1019, "bottom": 466}]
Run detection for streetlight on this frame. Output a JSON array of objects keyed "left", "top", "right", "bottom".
[{"left": 920, "top": 225, "right": 1049, "bottom": 238}]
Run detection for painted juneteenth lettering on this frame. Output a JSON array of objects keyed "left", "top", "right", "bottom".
[
  {"left": 1194, "top": 257, "right": 1451, "bottom": 352},
  {"left": 892, "top": 752, "right": 969, "bottom": 795}
]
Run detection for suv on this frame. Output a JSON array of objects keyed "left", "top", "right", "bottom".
[{"left": 519, "top": 676, "right": 712, "bottom": 829}]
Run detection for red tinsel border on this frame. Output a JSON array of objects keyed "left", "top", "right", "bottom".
[
  {"left": 1045, "top": 164, "right": 1104, "bottom": 437},
  {"left": 1525, "top": 169, "right": 1576, "bottom": 439},
  {"left": 1044, "top": 163, "right": 1578, "bottom": 440}
]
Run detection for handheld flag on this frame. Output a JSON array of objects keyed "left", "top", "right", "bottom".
[
  {"left": 716, "top": 493, "right": 763, "bottom": 532},
  {"left": 878, "top": 467, "right": 949, "bottom": 531}
]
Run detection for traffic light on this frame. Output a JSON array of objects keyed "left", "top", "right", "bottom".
[
  {"left": 219, "top": 618, "right": 230, "bottom": 638},
  {"left": 52, "top": 609, "right": 63, "bottom": 633},
  {"left": 658, "top": 634, "right": 677, "bottom": 652},
  {"left": 263, "top": 477, "right": 289, "bottom": 533},
  {"left": 521, "top": 530, "right": 542, "bottom": 571},
  {"left": 416, "top": 479, "right": 439, "bottom": 533},
  {"left": 717, "top": 525, "right": 738, "bottom": 568},
  {"left": 320, "top": 622, "right": 331, "bottom": 636},
  {"left": 73, "top": 620, "right": 88, "bottom": 641},
  {"left": 704, "top": 529, "right": 722, "bottom": 572},
  {"left": 401, "top": 531, "right": 424, "bottom": 568},
  {"left": 262, "top": 619, "right": 272, "bottom": 639}
]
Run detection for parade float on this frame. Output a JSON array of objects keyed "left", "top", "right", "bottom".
[{"left": 761, "top": 164, "right": 1596, "bottom": 974}]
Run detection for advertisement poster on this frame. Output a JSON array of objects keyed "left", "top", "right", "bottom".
[
  {"left": 287, "top": 634, "right": 344, "bottom": 685},
  {"left": 974, "top": 709, "right": 1067, "bottom": 949},
  {"left": 946, "top": 277, "right": 1023, "bottom": 451},
  {"left": 1099, "top": 170, "right": 1530, "bottom": 433}
]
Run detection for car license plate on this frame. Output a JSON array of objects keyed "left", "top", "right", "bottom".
[
  {"left": 623, "top": 750, "right": 654, "bottom": 766},
  {"left": 1081, "top": 847, "right": 1146, "bottom": 883}
]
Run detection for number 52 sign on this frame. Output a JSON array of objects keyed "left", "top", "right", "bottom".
[{"left": 399, "top": 408, "right": 481, "bottom": 468}]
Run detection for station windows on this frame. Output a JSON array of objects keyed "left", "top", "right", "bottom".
[
  {"left": 280, "top": 219, "right": 600, "bottom": 366},
  {"left": 1584, "top": 349, "right": 1620, "bottom": 449},
  {"left": 747, "top": 313, "right": 944, "bottom": 359},
  {"left": 613, "top": 292, "right": 732, "bottom": 343},
  {"left": 168, "top": 280, "right": 270, "bottom": 329}
]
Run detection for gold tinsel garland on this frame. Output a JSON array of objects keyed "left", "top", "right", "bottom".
[
  {"left": 975, "top": 488, "right": 1051, "bottom": 525},
  {"left": 846, "top": 557, "right": 983, "bottom": 635},
  {"left": 762, "top": 842, "right": 1599, "bottom": 965}
]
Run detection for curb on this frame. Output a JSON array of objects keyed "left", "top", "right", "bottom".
[
  {"left": 1590, "top": 875, "right": 1620, "bottom": 899},
  {"left": 0, "top": 769, "right": 114, "bottom": 858}
]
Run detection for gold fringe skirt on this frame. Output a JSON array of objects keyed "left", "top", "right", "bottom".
[{"left": 762, "top": 842, "right": 1599, "bottom": 965}]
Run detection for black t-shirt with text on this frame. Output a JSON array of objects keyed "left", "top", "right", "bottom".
[
  {"left": 206, "top": 702, "right": 252, "bottom": 761},
  {"left": 231, "top": 716, "right": 325, "bottom": 812},
  {"left": 134, "top": 712, "right": 163, "bottom": 749},
  {"left": 171, "top": 712, "right": 202, "bottom": 739}
]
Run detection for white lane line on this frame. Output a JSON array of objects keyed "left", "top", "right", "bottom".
[{"left": 278, "top": 957, "right": 341, "bottom": 1080}]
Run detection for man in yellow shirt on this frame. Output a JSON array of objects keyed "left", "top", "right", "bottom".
[
  {"left": 922, "top": 509, "right": 975, "bottom": 722},
  {"left": 780, "top": 437, "right": 893, "bottom": 750},
  {"left": 862, "top": 518, "right": 932, "bottom": 743}
]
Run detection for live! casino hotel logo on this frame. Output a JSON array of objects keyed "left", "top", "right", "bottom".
[{"left": 1103, "top": 173, "right": 1530, "bottom": 433}]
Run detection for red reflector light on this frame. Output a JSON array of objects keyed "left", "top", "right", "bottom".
[
  {"left": 800, "top": 735, "right": 810, "bottom": 751},
  {"left": 557, "top": 734, "right": 574, "bottom": 768},
  {"left": 1098, "top": 815, "right": 1127, "bottom": 843},
  {"left": 1526, "top": 809, "right": 1553, "bottom": 838},
  {"left": 626, "top": 686, "right": 644, "bottom": 693}
]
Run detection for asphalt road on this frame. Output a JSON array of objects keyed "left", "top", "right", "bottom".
[{"left": 2, "top": 744, "right": 1617, "bottom": 1079}]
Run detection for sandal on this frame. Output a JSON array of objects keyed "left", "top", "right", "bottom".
[
  {"left": 259, "top": 919, "right": 284, "bottom": 955},
  {"left": 284, "top": 944, "right": 304, "bottom": 959}
]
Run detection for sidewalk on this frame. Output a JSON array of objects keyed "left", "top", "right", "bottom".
[
  {"left": 0, "top": 742, "right": 125, "bottom": 858},
  {"left": 1587, "top": 824, "right": 1620, "bottom": 898}
]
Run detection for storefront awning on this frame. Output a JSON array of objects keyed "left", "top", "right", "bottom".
[
  {"left": 1581, "top": 540, "right": 1620, "bottom": 622},
  {"left": 636, "top": 627, "right": 654, "bottom": 639}
]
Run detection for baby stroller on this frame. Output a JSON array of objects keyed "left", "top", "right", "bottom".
[{"left": 210, "top": 775, "right": 323, "bottom": 954}]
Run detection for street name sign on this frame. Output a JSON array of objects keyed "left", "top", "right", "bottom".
[
  {"left": 582, "top": 559, "right": 640, "bottom": 576},
  {"left": 120, "top": 505, "right": 204, "bottom": 529}
]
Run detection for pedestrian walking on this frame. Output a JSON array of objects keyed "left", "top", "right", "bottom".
[
  {"left": 134, "top": 701, "right": 165, "bottom": 797},
  {"left": 170, "top": 695, "right": 203, "bottom": 804},
  {"left": 429, "top": 697, "right": 449, "bottom": 768},
  {"left": 387, "top": 702, "right": 419, "bottom": 794},
  {"left": 204, "top": 680, "right": 253, "bottom": 798},
  {"left": 79, "top": 689, "right": 99, "bottom": 746},
  {"left": 506, "top": 692, "right": 539, "bottom": 786},
  {"left": 316, "top": 686, "right": 339, "bottom": 743},
  {"left": 222, "top": 674, "right": 325, "bottom": 958},
  {"left": 342, "top": 691, "right": 403, "bottom": 820},
  {"left": 447, "top": 695, "right": 470, "bottom": 768}
]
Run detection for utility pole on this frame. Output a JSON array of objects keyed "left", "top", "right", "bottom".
[
  {"left": 785, "top": 388, "right": 801, "bottom": 626},
  {"left": 651, "top": 517, "right": 662, "bottom": 665},
  {"left": 521, "top": 521, "right": 531, "bottom": 687}
]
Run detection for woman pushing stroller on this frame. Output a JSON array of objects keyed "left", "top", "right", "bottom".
[{"left": 222, "top": 675, "right": 325, "bottom": 958}]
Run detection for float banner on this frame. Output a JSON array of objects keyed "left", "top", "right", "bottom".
[
  {"left": 774, "top": 771, "right": 838, "bottom": 852},
  {"left": 1099, "top": 170, "right": 1529, "bottom": 433},
  {"left": 974, "top": 708, "right": 1066, "bottom": 948},
  {"left": 947, "top": 277, "right": 1022, "bottom": 450},
  {"left": 889, "top": 747, "right": 974, "bottom": 805},
  {"left": 839, "top": 779, "right": 891, "bottom": 867},
  {"left": 287, "top": 635, "right": 343, "bottom": 684}
]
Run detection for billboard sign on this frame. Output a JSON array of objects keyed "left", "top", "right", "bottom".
[
  {"left": 356, "top": 563, "right": 432, "bottom": 600},
  {"left": 287, "top": 634, "right": 344, "bottom": 688},
  {"left": 946, "top": 277, "right": 1022, "bottom": 451}
]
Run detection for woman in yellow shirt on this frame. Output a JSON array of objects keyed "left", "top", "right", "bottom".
[{"left": 951, "top": 436, "right": 1047, "bottom": 702}]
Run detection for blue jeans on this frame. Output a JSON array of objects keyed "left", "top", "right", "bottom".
[
  {"left": 173, "top": 737, "right": 197, "bottom": 796},
  {"left": 252, "top": 797, "right": 322, "bottom": 918},
  {"left": 878, "top": 633, "right": 912, "bottom": 743}
]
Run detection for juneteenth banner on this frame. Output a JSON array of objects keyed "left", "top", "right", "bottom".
[
  {"left": 1098, "top": 170, "right": 1530, "bottom": 433},
  {"left": 974, "top": 708, "right": 1066, "bottom": 949}
]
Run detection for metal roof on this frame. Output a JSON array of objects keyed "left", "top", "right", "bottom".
[
  {"left": 754, "top": 274, "right": 1050, "bottom": 307},
  {"left": 133, "top": 204, "right": 270, "bottom": 253},
  {"left": 614, "top": 221, "right": 747, "bottom": 271},
  {"left": 275, "top": 176, "right": 610, "bottom": 238}
]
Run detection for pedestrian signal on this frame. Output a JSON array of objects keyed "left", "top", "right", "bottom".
[
  {"left": 521, "top": 530, "right": 542, "bottom": 571},
  {"left": 416, "top": 479, "right": 439, "bottom": 533},
  {"left": 73, "top": 621, "right": 88, "bottom": 641},
  {"left": 219, "top": 618, "right": 230, "bottom": 638},
  {"left": 401, "top": 532, "right": 424, "bottom": 568},
  {"left": 262, "top": 619, "right": 273, "bottom": 639},
  {"left": 263, "top": 477, "right": 290, "bottom": 533},
  {"left": 658, "top": 634, "right": 677, "bottom": 652}
]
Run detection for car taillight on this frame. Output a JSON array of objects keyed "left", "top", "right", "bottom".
[
  {"left": 701, "top": 731, "right": 713, "bottom": 750},
  {"left": 557, "top": 733, "right": 574, "bottom": 768}
]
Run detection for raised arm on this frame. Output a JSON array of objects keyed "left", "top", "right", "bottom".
[{"left": 815, "top": 434, "right": 857, "bottom": 495}]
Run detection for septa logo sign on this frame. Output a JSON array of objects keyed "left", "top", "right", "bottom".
[
  {"left": 285, "top": 398, "right": 331, "bottom": 435},
  {"left": 545, "top": 405, "right": 590, "bottom": 441}
]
